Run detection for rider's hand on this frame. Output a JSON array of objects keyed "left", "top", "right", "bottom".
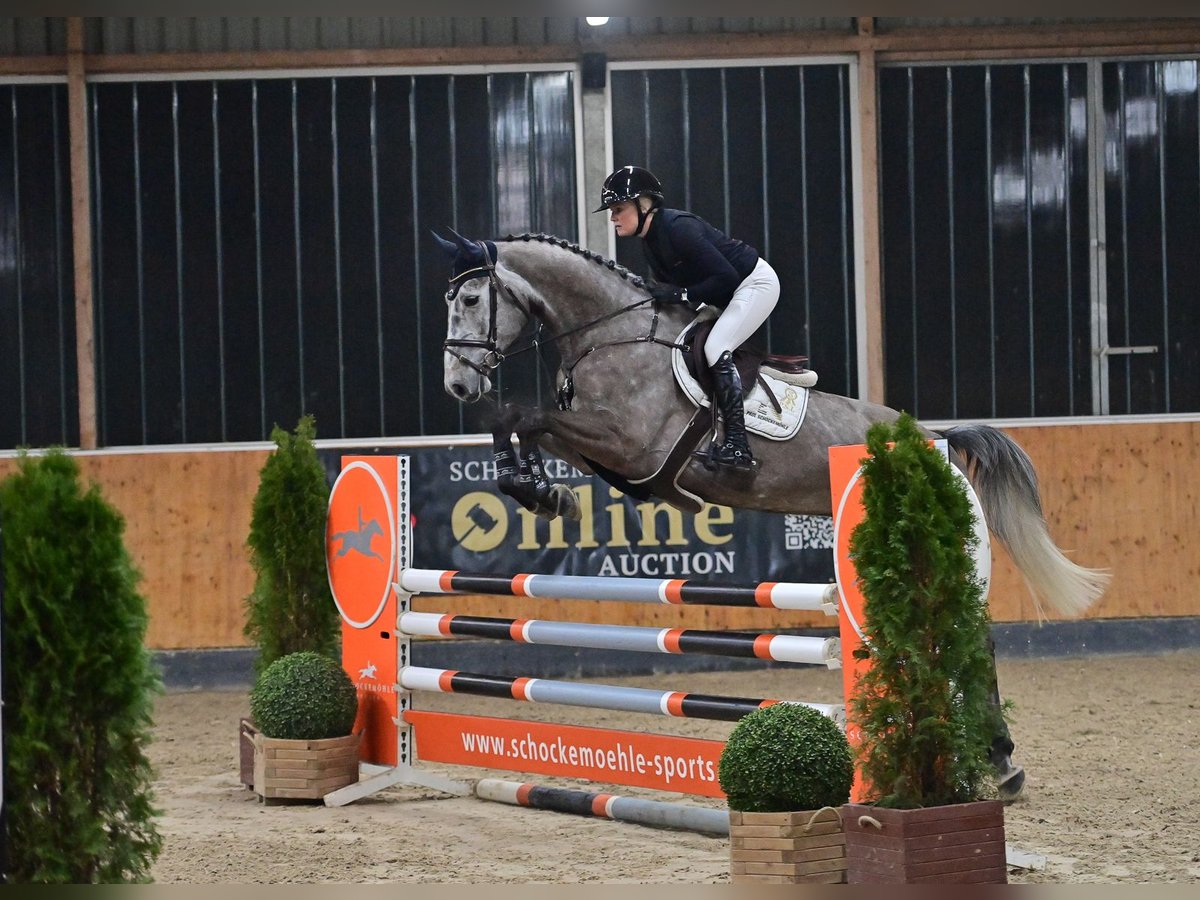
[{"left": 648, "top": 283, "right": 689, "bottom": 305}]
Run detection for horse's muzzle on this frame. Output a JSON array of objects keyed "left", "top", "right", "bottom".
[{"left": 446, "top": 376, "right": 491, "bottom": 403}]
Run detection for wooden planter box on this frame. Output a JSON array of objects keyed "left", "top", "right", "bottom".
[
  {"left": 251, "top": 731, "right": 361, "bottom": 802},
  {"left": 239, "top": 718, "right": 258, "bottom": 790},
  {"left": 843, "top": 800, "right": 1007, "bottom": 884},
  {"left": 729, "top": 808, "right": 847, "bottom": 884}
]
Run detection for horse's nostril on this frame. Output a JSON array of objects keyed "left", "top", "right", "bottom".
[{"left": 450, "top": 383, "right": 467, "bottom": 398}]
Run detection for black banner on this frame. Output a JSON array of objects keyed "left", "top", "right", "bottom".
[{"left": 331, "top": 445, "right": 834, "bottom": 585}]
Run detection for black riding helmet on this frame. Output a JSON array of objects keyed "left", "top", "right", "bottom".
[
  {"left": 594, "top": 165, "right": 664, "bottom": 211},
  {"left": 595, "top": 165, "right": 664, "bottom": 236}
]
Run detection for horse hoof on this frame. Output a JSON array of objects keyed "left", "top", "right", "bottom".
[
  {"left": 997, "top": 764, "right": 1026, "bottom": 803},
  {"left": 551, "top": 485, "right": 583, "bottom": 521}
]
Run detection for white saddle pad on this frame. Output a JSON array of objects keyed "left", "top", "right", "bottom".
[{"left": 670, "top": 317, "right": 817, "bottom": 442}]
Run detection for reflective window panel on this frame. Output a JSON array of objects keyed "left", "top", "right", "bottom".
[
  {"left": 610, "top": 63, "right": 858, "bottom": 398},
  {"left": 1102, "top": 59, "right": 1200, "bottom": 415},
  {"left": 89, "top": 71, "right": 576, "bottom": 445},
  {"left": 0, "top": 82, "right": 77, "bottom": 450},
  {"left": 880, "top": 63, "right": 1092, "bottom": 420}
]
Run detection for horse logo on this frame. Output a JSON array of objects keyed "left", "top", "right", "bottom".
[
  {"left": 358, "top": 661, "right": 378, "bottom": 680},
  {"left": 330, "top": 507, "right": 385, "bottom": 562}
]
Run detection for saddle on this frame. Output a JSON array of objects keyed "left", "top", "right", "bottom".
[
  {"left": 680, "top": 315, "right": 813, "bottom": 399},
  {"left": 584, "top": 310, "right": 819, "bottom": 514},
  {"left": 672, "top": 310, "right": 818, "bottom": 442}
]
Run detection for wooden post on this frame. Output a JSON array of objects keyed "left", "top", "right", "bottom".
[
  {"left": 856, "top": 38, "right": 886, "bottom": 406},
  {"left": 66, "top": 16, "right": 98, "bottom": 449}
]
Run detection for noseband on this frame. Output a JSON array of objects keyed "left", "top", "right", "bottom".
[{"left": 442, "top": 242, "right": 532, "bottom": 378}]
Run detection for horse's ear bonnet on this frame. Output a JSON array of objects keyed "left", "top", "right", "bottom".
[{"left": 433, "top": 227, "right": 497, "bottom": 280}]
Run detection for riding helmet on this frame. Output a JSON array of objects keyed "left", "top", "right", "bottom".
[{"left": 594, "top": 165, "right": 664, "bottom": 212}]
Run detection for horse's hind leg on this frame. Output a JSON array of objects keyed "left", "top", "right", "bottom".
[{"left": 987, "top": 636, "right": 1025, "bottom": 801}]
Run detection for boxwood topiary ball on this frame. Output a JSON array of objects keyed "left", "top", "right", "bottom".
[
  {"left": 718, "top": 702, "right": 854, "bottom": 813},
  {"left": 250, "top": 651, "right": 359, "bottom": 740}
]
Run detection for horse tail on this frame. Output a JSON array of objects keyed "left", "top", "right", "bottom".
[{"left": 942, "top": 424, "right": 1110, "bottom": 619}]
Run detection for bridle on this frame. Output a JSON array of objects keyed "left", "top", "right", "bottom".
[
  {"left": 442, "top": 241, "right": 534, "bottom": 379},
  {"left": 443, "top": 240, "right": 689, "bottom": 406}
]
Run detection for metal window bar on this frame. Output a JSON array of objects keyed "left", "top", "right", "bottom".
[
  {"left": 212, "top": 81, "right": 228, "bottom": 441},
  {"left": 331, "top": 77, "right": 346, "bottom": 437},
  {"left": 9, "top": 88, "right": 27, "bottom": 445},
  {"left": 720, "top": 68, "right": 730, "bottom": 235},
  {"left": 370, "top": 76, "right": 385, "bottom": 437},
  {"left": 171, "top": 83, "right": 186, "bottom": 442},
  {"left": 1087, "top": 60, "right": 1108, "bottom": 416},
  {"left": 252, "top": 80, "right": 266, "bottom": 437},
  {"left": 51, "top": 85, "right": 69, "bottom": 442},
  {"left": 133, "top": 83, "right": 148, "bottom": 443},
  {"left": 408, "top": 75, "right": 426, "bottom": 432},
  {"left": 1070, "top": 66, "right": 1080, "bottom": 415},
  {"left": 946, "top": 67, "right": 958, "bottom": 418},
  {"left": 447, "top": 75, "right": 462, "bottom": 434},
  {"left": 1156, "top": 62, "right": 1170, "bottom": 412},
  {"left": 839, "top": 66, "right": 852, "bottom": 394},
  {"left": 291, "top": 79, "right": 306, "bottom": 422},
  {"left": 986, "top": 65, "right": 997, "bottom": 417},
  {"left": 906, "top": 67, "right": 918, "bottom": 417},
  {"left": 90, "top": 86, "right": 106, "bottom": 443},
  {"left": 1113, "top": 65, "right": 1123, "bottom": 415},
  {"left": 759, "top": 67, "right": 771, "bottom": 349},
  {"left": 1024, "top": 65, "right": 1036, "bottom": 416},
  {"left": 800, "top": 66, "right": 811, "bottom": 361}
]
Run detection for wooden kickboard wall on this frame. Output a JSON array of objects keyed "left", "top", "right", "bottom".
[{"left": 0, "top": 420, "right": 1194, "bottom": 650}]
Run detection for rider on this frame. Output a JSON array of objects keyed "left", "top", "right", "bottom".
[{"left": 595, "top": 165, "right": 779, "bottom": 472}]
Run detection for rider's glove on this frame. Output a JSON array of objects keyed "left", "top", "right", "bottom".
[{"left": 649, "top": 283, "right": 689, "bottom": 306}]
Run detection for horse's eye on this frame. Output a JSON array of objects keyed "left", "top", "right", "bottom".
[{"left": 462, "top": 293, "right": 480, "bottom": 308}]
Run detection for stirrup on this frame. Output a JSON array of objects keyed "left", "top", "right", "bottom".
[{"left": 704, "top": 441, "right": 759, "bottom": 472}]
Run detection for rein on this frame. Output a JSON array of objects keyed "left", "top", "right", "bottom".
[{"left": 443, "top": 244, "right": 689, "bottom": 401}]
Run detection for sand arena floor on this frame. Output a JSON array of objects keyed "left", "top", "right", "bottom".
[{"left": 147, "top": 652, "right": 1200, "bottom": 884}]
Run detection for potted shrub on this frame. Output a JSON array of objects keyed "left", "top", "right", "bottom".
[
  {"left": 718, "top": 701, "right": 854, "bottom": 884},
  {"left": 841, "top": 414, "right": 1008, "bottom": 884},
  {"left": 248, "top": 650, "right": 361, "bottom": 802},
  {"left": 1, "top": 451, "right": 163, "bottom": 881},
  {"left": 239, "top": 415, "right": 340, "bottom": 788}
]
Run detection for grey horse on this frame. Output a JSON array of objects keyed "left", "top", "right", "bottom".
[
  {"left": 435, "top": 231, "right": 1107, "bottom": 616},
  {"left": 435, "top": 230, "right": 1110, "bottom": 799}
]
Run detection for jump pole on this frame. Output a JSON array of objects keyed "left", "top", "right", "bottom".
[
  {"left": 474, "top": 778, "right": 731, "bottom": 836},
  {"left": 323, "top": 454, "right": 853, "bottom": 807}
]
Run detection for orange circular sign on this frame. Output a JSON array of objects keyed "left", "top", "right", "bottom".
[
  {"left": 832, "top": 455, "right": 992, "bottom": 647},
  {"left": 326, "top": 461, "right": 396, "bottom": 629}
]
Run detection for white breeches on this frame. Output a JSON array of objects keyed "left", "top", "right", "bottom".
[{"left": 704, "top": 258, "right": 780, "bottom": 366}]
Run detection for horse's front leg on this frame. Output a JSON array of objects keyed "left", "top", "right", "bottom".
[
  {"left": 515, "top": 437, "right": 583, "bottom": 522},
  {"left": 491, "top": 425, "right": 523, "bottom": 501},
  {"left": 489, "top": 419, "right": 582, "bottom": 521}
]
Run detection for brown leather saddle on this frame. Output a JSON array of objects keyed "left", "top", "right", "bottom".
[
  {"left": 580, "top": 318, "right": 811, "bottom": 513},
  {"left": 680, "top": 318, "right": 809, "bottom": 402}
]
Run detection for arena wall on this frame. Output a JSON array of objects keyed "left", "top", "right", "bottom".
[{"left": 2, "top": 419, "right": 1194, "bottom": 651}]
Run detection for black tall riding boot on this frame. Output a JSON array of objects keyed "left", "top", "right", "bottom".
[{"left": 709, "top": 351, "right": 757, "bottom": 471}]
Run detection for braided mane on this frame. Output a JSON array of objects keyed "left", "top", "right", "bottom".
[{"left": 500, "top": 233, "right": 648, "bottom": 290}]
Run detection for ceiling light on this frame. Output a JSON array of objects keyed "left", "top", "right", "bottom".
[{"left": 586, "top": 17, "right": 610, "bottom": 26}]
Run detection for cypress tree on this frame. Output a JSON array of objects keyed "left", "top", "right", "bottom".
[
  {"left": 0, "top": 450, "right": 162, "bottom": 882},
  {"left": 848, "top": 414, "right": 997, "bottom": 809},
  {"left": 243, "top": 415, "right": 338, "bottom": 673}
]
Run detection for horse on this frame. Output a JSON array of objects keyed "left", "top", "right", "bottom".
[
  {"left": 433, "top": 229, "right": 1109, "bottom": 627},
  {"left": 432, "top": 228, "right": 1114, "bottom": 799}
]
